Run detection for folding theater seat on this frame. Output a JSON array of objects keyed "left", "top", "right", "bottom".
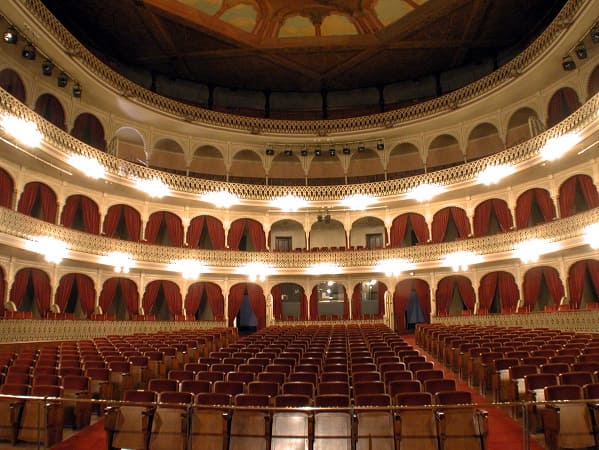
[
  {"left": 313, "top": 392, "right": 352, "bottom": 450},
  {"left": 491, "top": 358, "right": 520, "bottom": 403},
  {"left": 434, "top": 391, "right": 488, "bottom": 450},
  {"left": 17, "top": 385, "right": 63, "bottom": 447},
  {"left": 541, "top": 384, "right": 597, "bottom": 450},
  {"left": 189, "top": 392, "right": 231, "bottom": 450},
  {"left": 524, "top": 372, "right": 559, "bottom": 433},
  {"left": 395, "top": 392, "right": 437, "bottom": 450},
  {"left": 61, "top": 374, "right": 93, "bottom": 429},
  {"left": 105, "top": 390, "right": 156, "bottom": 450},
  {"left": 148, "top": 378, "right": 178, "bottom": 394},
  {"left": 423, "top": 378, "right": 456, "bottom": 395},
  {"left": 108, "top": 361, "right": 134, "bottom": 401},
  {"left": 229, "top": 394, "right": 270, "bottom": 450},
  {"left": 354, "top": 393, "right": 395, "bottom": 450},
  {"left": 271, "top": 394, "right": 312, "bottom": 450},
  {"left": 179, "top": 380, "right": 212, "bottom": 395},
  {"left": 148, "top": 391, "right": 192, "bottom": 450}
]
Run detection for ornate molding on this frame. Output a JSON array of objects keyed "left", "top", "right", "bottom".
[
  {"left": 0, "top": 206, "right": 596, "bottom": 272},
  {"left": 17, "top": 0, "right": 587, "bottom": 134}
]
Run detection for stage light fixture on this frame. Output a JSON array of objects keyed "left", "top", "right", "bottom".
[
  {"left": 342, "top": 147, "right": 351, "bottom": 155},
  {"left": 284, "top": 149, "right": 293, "bottom": 156},
  {"left": 357, "top": 145, "right": 365, "bottom": 152},
  {"left": 72, "top": 83, "right": 82, "bottom": 98},
  {"left": 21, "top": 43, "right": 35, "bottom": 60},
  {"left": 57, "top": 72, "right": 68, "bottom": 88},
  {"left": 265, "top": 148, "right": 275, "bottom": 156},
  {"left": 300, "top": 149, "right": 308, "bottom": 156},
  {"left": 3, "top": 27, "right": 17, "bottom": 44},
  {"left": 562, "top": 55, "right": 576, "bottom": 71},
  {"left": 314, "top": 149, "right": 321, "bottom": 156},
  {"left": 41, "top": 59, "right": 54, "bottom": 76},
  {"left": 591, "top": 25, "right": 599, "bottom": 43},
  {"left": 574, "top": 43, "right": 587, "bottom": 59},
  {"left": 329, "top": 148, "right": 336, "bottom": 156},
  {"left": 377, "top": 142, "right": 385, "bottom": 150}
]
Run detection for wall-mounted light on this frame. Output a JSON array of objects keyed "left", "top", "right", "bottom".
[
  {"left": 314, "top": 149, "right": 321, "bottom": 156},
  {"left": 591, "top": 25, "right": 599, "bottom": 43},
  {"left": 265, "top": 148, "right": 274, "bottom": 156},
  {"left": 21, "top": 43, "right": 35, "bottom": 60},
  {"left": 3, "top": 27, "right": 17, "bottom": 44},
  {"left": 342, "top": 147, "right": 351, "bottom": 155},
  {"left": 41, "top": 59, "right": 54, "bottom": 76},
  {"left": 284, "top": 149, "right": 293, "bottom": 156},
  {"left": 329, "top": 148, "right": 336, "bottom": 156},
  {"left": 574, "top": 43, "right": 587, "bottom": 59},
  {"left": 72, "top": 83, "right": 82, "bottom": 98},
  {"left": 357, "top": 145, "right": 365, "bottom": 152},
  {"left": 300, "top": 149, "right": 308, "bottom": 156},
  {"left": 562, "top": 55, "right": 576, "bottom": 71},
  {"left": 57, "top": 72, "right": 68, "bottom": 88},
  {"left": 376, "top": 142, "right": 384, "bottom": 150}
]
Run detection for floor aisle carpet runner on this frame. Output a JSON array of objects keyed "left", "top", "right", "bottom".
[
  {"left": 402, "top": 334, "right": 544, "bottom": 450},
  {"left": 51, "top": 418, "right": 106, "bottom": 449}
]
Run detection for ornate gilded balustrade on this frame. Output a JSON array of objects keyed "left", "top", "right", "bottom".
[
  {"left": 16, "top": 0, "right": 586, "bottom": 134},
  {"left": 0, "top": 86, "right": 598, "bottom": 202},
  {"left": 0, "top": 319, "right": 225, "bottom": 343},
  {"left": 0, "top": 206, "right": 596, "bottom": 272},
  {"left": 433, "top": 309, "right": 599, "bottom": 333}
]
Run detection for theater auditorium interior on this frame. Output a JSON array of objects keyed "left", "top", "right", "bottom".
[{"left": 0, "top": 0, "right": 598, "bottom": 448}]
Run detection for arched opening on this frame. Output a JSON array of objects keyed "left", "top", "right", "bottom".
[
  {"left": 478, "top": 271, "right": 519, "bottom": 314},
  {"left": 306, "top": 152, "right": 345, "bottom": 185},
  {"left": 60, "top": 194, "right": 100, "bottom": 234},
  {"left": 34, "top": 94, "right": 65, "bottom": 130},
  {"left": 229, "top": 150, "right": 265, "bottom": 185},
  {"left": 436, "top": 276, "right": 475, "bottom": 316},
  {"left": 310, "top": 282, "right": 348, "bottom": 320},
  {"left": 473, "top": 199, "right": 514, "bottom": 236},
  {"left": 269, "top": 152, "right": 305, "bottom": 185},
  {"left": 351, "top": 280, "right": 386, "bottom": 319},
  {"left": 71, "top": 113, "right": 106, "bottom": 151},
  {"left": 269, "top": 219, "right": 306, "bottom": 252},
  {"left": 0, "top": 166, "right": 15, "bottom": 208},
  {"left": 228, "top": 218, "right": 266, "bottom": 251},
  {"left": 350, "top": 217, "right": 386, "bottom": 249},
  {"left": 187, "top": 215, "right": 225, "bottom": 249},
  {"left": 515, "top": 188, "right": 556, "bottom": 228},
  {"left": 145, "top": 211, "right": 184, "bottom": 246},
  {"left": 387, "top": 143, "right": 424, "bottom": 179},
  {"left": 558, "top": 174, "right": 599, "bottom": 218},
  {"left": 189, "top": 145, "right": 226, "bottom": 181},
  {"left": 466, "top": 123, "right": 503, "bottom": 160},
  {"left": 389, "top": 213, "right": 429, "bottom": 247},
  {"left": 427, "top": 134, "right": 463, "bottom": 172},
  {"left": 99, "top": 278, "right": 139, "bottom": 321},
  {"left": 9, "top": 268, "right": 51, "bottom": 318},
  {"left": 393, "top": 279, "right": 430, "bottom": 333},
  {"left": 17, "top": 182, "right": 57, "bottom": 223},
  {"left": 185, "top": 282, "right": 224, "bottom": 321},
  {"left": 522, "top": 266, "right": 564, "bottom": 312},
  {"left": 103, "top": 204, "right": 141, "bottom": 241},
  {"left": 347, "top": 148, "right": 385, "bottom": 183},
  {"left": 114, "top": 127, "right": 146, "bottom": 162},
  {"left": 150, "top": 138, "right": 186, "bottom": 174},
  {"left": 547, "top": 87, "right": 581, "bottom": 128},
  {"left": 272, "top": 283, "right": 306, "bottom": 321},
  {"left": 431, "top": 206, "right": 471, "bottom": 242},
  {"left": 55, "top": 273, "right": 96, "bottom": 319},
  {"left": 0, "top": 69, "right": 26, "bottom": 102},
  {"left": 506, "top": 107, "right": 541, "bottom": 147},
  {"left": 228, "top": 283, "right": 266, "bottom": 332},
  {"left": 309, "top": 219, "right": 346, "bottom": 250},
  {"left": 567, "top": 260, "right": 599, "bottom": 309}
]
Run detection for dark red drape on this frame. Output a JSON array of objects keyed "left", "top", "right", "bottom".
[
  {"left": 351, "top": 284, "right": 361, "bottom": 319},
  {"left": 455, "top": 276, "right": 475, "bottom": 309},
  {"left": 342, "top": 287, "right": 349, "bottom": 320},
  {"left": 390, "top": 213, "right": 430, "bottom": 247},
  {"left": 431, "top": 208, "right": 451, "bottom": 243},
  {"left": 30, "top": 269, "right": 51, "bottom": 316},
  {"left": 568, "top": 260, "right": 599, "bottom": 309},
  {"left": 144, "top": 212, "right": 163, "bottom": 244},
  {"left": 17, "top": 182, "right": 57, "bottom": 223},
  {"left": 75, "top": 274, "right": 96, "bottom": 317},
  {"left": 205, "top": 282, "right": 224, "bottom": 320},
  {"left": 227, "top": 284, "right": 245, "bottom": 326},
  {"left": 142, "top": 281, "right": 162, "bottom": 313},
  {"left": 185, "top": 282, "right": 204, "bottom": 317},
  {"left": 523, "top": 266, "right": 564, "bottom": 308},
  {"left": 299, "top": 289, "right": 308, "bottom": 320},
  {"left": 102, "top": 205, "right": 122, "bottom": 237},
  {"left": 377, "top": 283, "right": 387, "bottom": 318},
  {"left": 165, "top": 213, "right": 183, "bottom": 247},
  {"left": 34, "top": 94, "right": 66, "bottom": 130},
  {"left": 71, "top": 113, "right": 106, "bottom": 151},
  {"left": 547, "top": 88, "right": 581, "bottom": 128},
  {"left": 473, "top": 199, "right": 514, "bottom": 236},
  {"left": 0, "top": 69, "right": 26, "bottom": 102},
  {"left": 60, "top": 195, "right": 100, "bottom": 234},
  {"left": 0, "top": 168, "right": 14, "bottom": 208},
  {"left": 206, "top": 216, "right": 226, "bottom": 249},
  {"left": 186, "top": 216, "right": 205, "bottom": 248},
  {"left": 120, "top": 279, "right": 139, "bottom": 315},
  {"left": 162, "top": 280, "right": 182, "bottom": 315},
  {"left": 393, "top": 280, "right": 411, "bottom": 331},
  {"left": 9, "top": 269, "right": 30, "bottom": 309},
  {"left": 309, "top": 286, "right": 318, "bottom": 320},
  {"left": 54, "top": 274, "right": 75, "bottom": 313},
  {"left": 497, "top": 271, "right": 519, "bottom": 313},
  {"left": 123, "top": 206, "right": 141, "bottom": 242},
  {"left": 228, "top": 220, "right": 247, "bottom": 249},
  {"left": 99, "top": 278, "right": 118, "bottom": 312},
  {"left": 559, "top": 174, "right": 599, "bottom": 218},
  {"left": 271, "top": 284, "right": 283, "bottom": 320},
  {"left": 516, "top": 189, "right": 557, "bottom": 228},
  {"left": 246, "top": 283, "right": 266, "bottom": 329},
  {"left": 247, "top": 219, "right": 267, "bottom": 251},
  {"left": 432, "top": 207, "right": 470, "bottom": 242}
]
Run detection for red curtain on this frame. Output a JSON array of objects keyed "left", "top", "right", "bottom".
[
  {"left": 390, "top": 214, "right": 429, "bottom": 246},
  {"left": 516, "top": 189, "right": 556, "bottom": 227},
  {"left": 142, "top": 281, "right": 162, "bottom": 313},
  {"left": 451, "top": 207, "right": 471, "bottom": 238},
  {"left": 123, "top": 206, "right": 141, "bottom": 242},
  {"left": 186, "top": 216, "right": 205, "bottom": 248},
  {"left": 523, "top": 266, "right": 564, "bottom": 308},
  {"left": 393, "top": 280, "right": 411, "bottom": 331},
  {"left": 431, "top": 208, "right": 451, "bottom": 243},
  {"left": 414, "top": 279, "right": 431, "bottom": 319},
  {"left": 342, "top": 287, "right": 349, "bottom": 320},
  {"left": 493, "top": 199, "right": 514, "bottom": 231},
  {"left": 0, "top": 269, "right": 5, "bottom": 316},
  {"left": 559, "top": 175, "right": 599, "bottom": 217},
  {"left": 299, "top": 289, "right": 308, "bottom": 320},
  {"left": 455, "top": 276, "right": 475, "bottom": 309},
  {"left": 54, "top": 274, "right": 76, "bottom": 312},
  {"left": 206, "top": 216, "right": 226, "bottom": 249},
  {"left": 547, "top": 88, "right": 580, "bottom": 128},
  {"left": 309, "top": 286, "right": 318, "bottom": 320},
  {"left": 162, "top": 281, "right": 182, "bottom": 315},
  {"left": 165, "top": 213, "right": 183, "bottom": 247},
  {"left": 102, "top": 205, "right": 122, "bottom": 237},
  {"left": 271, "top": 284, "right": 283, "bottom": 320},
  {"left": 568, "top": 260, "right": 599, "bottom": 309},
  {"left": 34, "top": 94, "right": 66, "bottom": 130},
  {"left": 473, "top": 201, "right": 492, "bottom": 237},
  {"left": 99, "top": 278, "right": 118, "bottom": 312},
  {"left": 60, "top": 196, "right": 79, "bottom": 229},
  {"left": 30, "top": 269, "right": 51, "bottom": 317},
  {"left": 436, "top": 276, "right": 457, "bottom": 315},
  {"left": 246, "top": 283, "right": 266, "bottom": 329},
  {"left": 75, "top": 274, "right": 96, "bottom": 317},
  {"left": 228, "top": 220, "right": 247, "bottom": 249},
  {"left": 185, "top": 282, "right": 204, "bottom": 317},
  {"left": 0, "top": 168, "right": 14, "bottom": 208},
  {"left": 120, "top": 279, "right": 139, "bottom": 315},
  {"left": 17, "top": 182, "right": 57, "bottom": 223},
  {"left": 144, "top": 212, "right": 163, "bottom": 244},
  {"left": 9, "top": 269, "right": 29, "bottom": 308},
  {"left": 351, "top": 284, "right": 362, "bottom": 319},
  {"left": 205, "top": 282, "right": 224, "bottom": 320},
  {"left": 497, "top": 272, "right": 519, "bottom": 313},
  {"left": 535, "top": 189, "right": 557, "bottom": 222},
  {"left": 0, "top": 69, "right": 26, "bottom": 102},
  {"left": 71, "top": 113, "right": 106, "bottom": 151},
  {"left": 60, "top": 195, "right": 100, "bottom": 234},
  {"left": 247, "top": 219, "right": 266, "bottom": 251},
  {"left": 227, "top": 284, "right": 245, "bottom": 326}
]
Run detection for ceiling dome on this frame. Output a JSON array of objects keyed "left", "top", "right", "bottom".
[{"left": 41, "top": 0, "right": 568, "bottom": 117}]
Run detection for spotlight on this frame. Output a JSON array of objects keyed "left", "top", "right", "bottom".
[
  {"left": 562, "top": 55, "right": 576, "bottom": 71},
  {"left": 57, "top": 72, "right": 68, "bottom": 88},
  {"left": 574, "top": 43, "right": 587, "bottom": 59},
  {"left": 265, "top": 148, "right": 275, "bottom": 156},
  {"left": 3, "top": 27, "right": 17, "bottom": 44},
  {"left": 329, "top": 148, "right": 336, "bottom": 156},
  {"left": 357, "top": 145, "right": 365, "bottom": 152},
  {"left": 300, "top": 149, "right": 308, "bottom": 156},
  {"left": 72, "top": 83, "right": 82, "bottom": 98},
  {"left": 377, "top": 142, "right": 385, "bottom": 150},
  {"left": 41, "top": 59, "right": 54, "bottom": 76},
  {"left": 284, "top": 149, "right": 293, "bottom": 156},
  {"left": 21, "top": 43, "right": 35, "bottom": 60},
  {"left": 342, "top": 147, "right": 351, "bottom": 155},
  {"left": 314, "top": 149, "right": 321, "bottom": 156},
  {"left": 591, "top": 25, "right": 599, "bottom": 43}
]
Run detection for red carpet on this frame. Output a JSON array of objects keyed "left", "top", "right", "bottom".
[
  {"left": 403, "top": 334, "right": 544, "bottom": 450},
  {"left": 51, "top": 418, "right": 106, "bottom": 449}
]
